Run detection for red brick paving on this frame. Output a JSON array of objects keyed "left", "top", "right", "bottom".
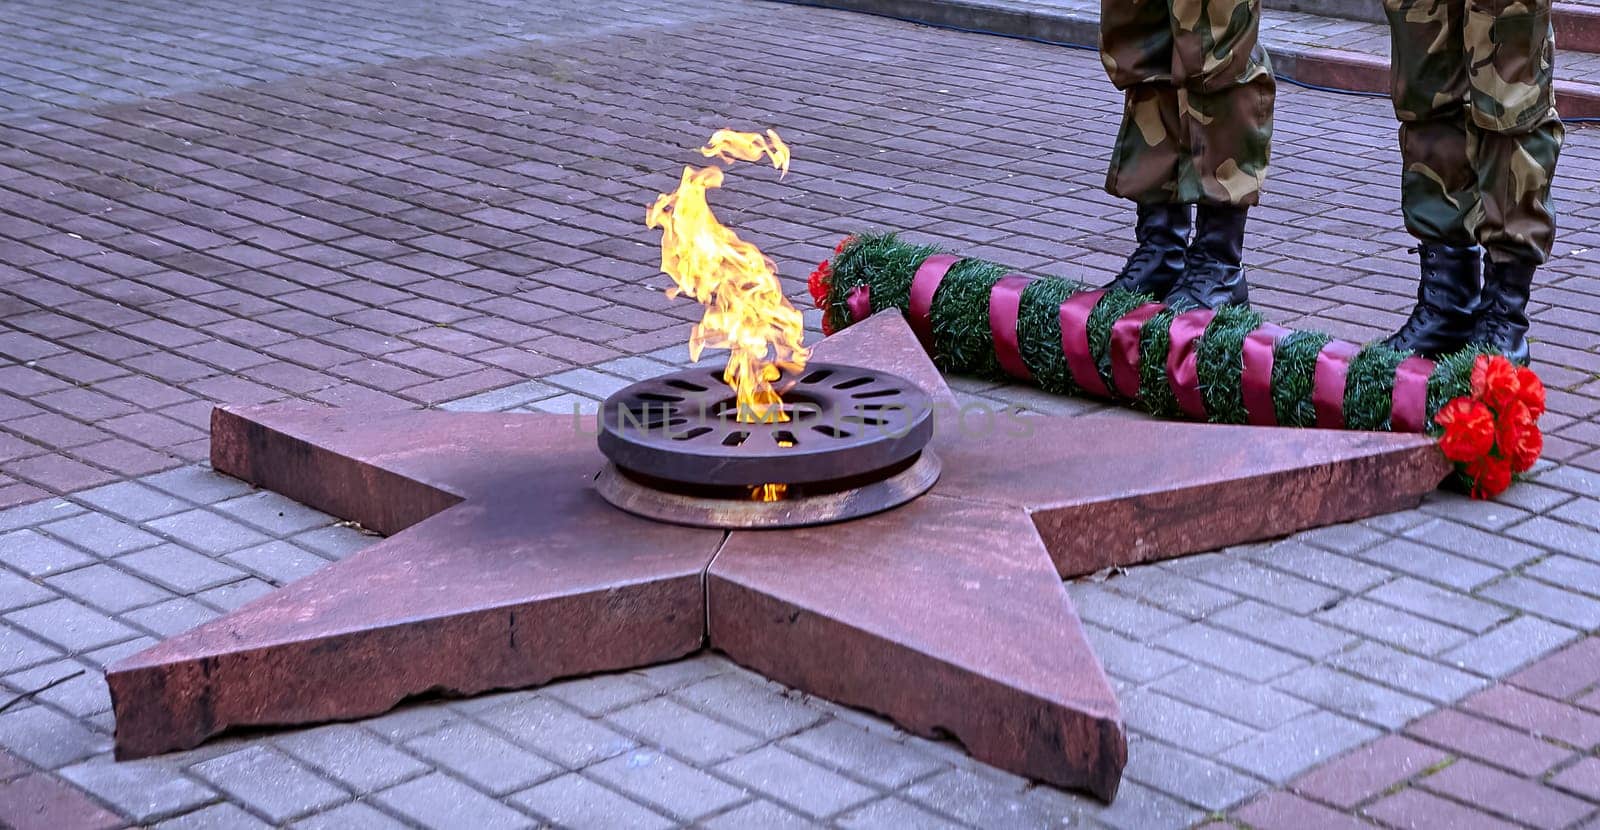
[{"left": 1241, "top": 637, "right": 1600, "bottom": 828}]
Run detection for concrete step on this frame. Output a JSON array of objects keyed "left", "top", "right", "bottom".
[
  {"left": 1267, "top": 0, "right": 1600, "bottom": 57},
  {"left": 787, "top": 0, "right": 1600, "bottom": 118}
]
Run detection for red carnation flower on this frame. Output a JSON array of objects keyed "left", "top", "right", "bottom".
[
  {"left": 1514, "top": 366, "right": 1546, "bottom": 420},
  {"left": 834, "top": 235, "right": 855, "bottom": 255},
  {"left": 1464, "top": 454, "right": 1513, "bottom": 499},
  {"left": 821, "top": 315, "right": 835, "bottom": 336},
  {"left": 1497, "top": 400, "right": 1542, "bottom": 473},
  {"left": 1434, "top": 398, "right": 1496, "bottom": 463},
  {"left": 807, "top": 261, "right": 832, "bottom": 309},
  {"left": 1470, "top": 354, "right": 1521, "bottom": 411}
]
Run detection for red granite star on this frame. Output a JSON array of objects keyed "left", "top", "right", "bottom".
[{"left": 107, "top": 313, "right": 1447, "bottom": 801}]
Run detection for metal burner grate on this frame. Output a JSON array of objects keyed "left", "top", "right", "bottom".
[{"left": 597, "top": 362, "right": 933, "bottom": 488}]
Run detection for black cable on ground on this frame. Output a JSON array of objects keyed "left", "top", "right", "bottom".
[{"left": 773, "top": 0, "right": 1600, "bottom": 122}]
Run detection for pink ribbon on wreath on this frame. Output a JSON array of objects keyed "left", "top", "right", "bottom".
[
  {"left": 1058, "top": 290, "right": 1111, "bottom": 398},
  {"left": 989, "top": 274, "right": 1034, "bottom": 381},
  {"left": 1110, "top": 303, "right": 1165, "bottom": 399},
  {"left": 1390, "top": 356, "right": 1435, "bottom": 433},
  {"left": 908, "top": 254, "right": 960, "bottom": 350},
  {"left": 1313, "top": 340, "right": 1362, "bottom": 429},
  {"left": 1165, "top": 309, "right": 1216, "bottom": 419},
  {"left": 1241, "top": 324, "right": 1291, "bottom": 426},
  {"left": 845, "top": 285, "right": 872, "bottom": 322}
]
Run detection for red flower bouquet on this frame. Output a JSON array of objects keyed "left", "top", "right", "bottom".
[{"left": 1436, "top": 354, "right": 1547, "bottom": 499}]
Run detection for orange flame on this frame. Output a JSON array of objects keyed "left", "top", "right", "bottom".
[{"left": 646, "top": 129, "right": 807, "bottom": 424}]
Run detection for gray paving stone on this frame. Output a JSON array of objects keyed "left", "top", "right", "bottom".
[
  {"left": 587, "top": 749, "right": 748, "bottom": 821},
  {"left": 289, "top": 526, "right": 376, "bottom": 560},
  {"left": 835, "top": 797, "right": 963, "bottom": 829},
  {"left": 673, "top": 674, "right": 825, "bottom": 739},
  {"left": 1082, "top": 625, "right": 1189, "bottom": 683},
  {"left": 405, "top": 721, "right": 559, "bottom": 795},
  {"left": 1163, "top": 554, "right": 1342, "bottom": 615},
  {"left": 1246, "top": 540, "right": 1391, "bottom": 593},
  {"left": 190, "top": 746, "right": 349, "bottom": 823},
  {"left": 153, "top": 803, "right": 273, "bottom": 830},
  {"left": 1402, "top": 518, "right": 1545, "bottom": 568},
  {"left": 1102, "top": 568, "right": 1239, "bottom": 618},
  {"left": 1296, "top": 522, "right": 1388, "bottom": 554},
  {"left": 0, "top": 703, "right": 109, "bottom": 767},
  {"left": 1356, "top": 538, "right": 1500, "bottom": 591},
  {"left": 1420, "top": 490, "right": 1532, "bottom": 532},
  {"left": 1527, "top": 555, "right": 1600, "bottom": 597},
  {"left": 1506, "top": 516, "right": 1600, "bottom": 560},
  {"left": 1272, "top": 665, "right": 1436, "bottom": 729},
  {"left": 195, "top": 577, "right": 276, "bottom": 611},
  {"left": 290, "top": 802, "right": 410, "bottom": 830},
  {"left": 548, "top": 367, "right": 634, "bottom": 398},
  {"left": 0, "top": 500, "right": 82, "bottom": 534},
  {"left": 595, "top": 356, "right": 678, "bottom": 381},
  {"left": 1478, "top": 575, "right": 1600, "bottom": 629},
  {"left": 0, "top": 567, "right": 55, "bottom": 611},
  {"left": 45, "top": 563, "right": 171, "bottom": 614},
  {"left": 1326, "top": 642, "right": 1490, "bottom": 704},
  {"left": 117, "top": 544, "right": 247, "bottom": 593},
  {"left": 439, "top": 380, "right": 559, "bottom": 412},
  {"left": 715, "top": 745, "right": 878, "bottom": 819},
  {"left": 1219, "top": 710, "right": 1379, "bottom": 783},
  {"left": 0, "top": 529, "right": 94, "bottom": 577},
  {"left": 1203, "top": 598, "right": 1356, "bottom": 662},
  {"left": 275, "top": 723, "right": 431, "bottom": 792},
  {"left": 60, "top": 756, "right": 217, "bottom": 823},
  {"left": 7, "top": 597, "right": 138, "bottom": 652},
  {"left": 1066, "top": 582, "right": 1187, "bottom": 640},
  {"left": 1119, "top": 689, "right": 1256, "bottom": 756},
  {"left": 375, "top": 772, "right": 535, "bottom": 830},
  {"left": 541, "top": 672, "right": 659, "bottom": 716},
  {"left": 607, "top": 696, "right": 762, "bottom": 765},
  {"left": 1122, "top": 737, "right": 1262, "bottom": 812},
  {"left": 1152, "top": 622, "right": 1307, "bottom": 682},
  {"left": 123, "top": 597, "right": 219, "bottom": 637},
  {"left": 1314, "top": 596, "right": 1472, "bottom": 655},
  {"left": 473, "top": 696, "right": 636, "bottom": 769},
  {"left": 511, "top": 772, "right": 677, "bottom": 830},
  {"left": 1439, "top": 615, "right": 1578, "bottom": 677},
  {"left": 73, "top": 481, "right": 190, "bottom": 522},
  {"left": 41, "top": 512, "right": 162, "bottom": 556},
  {"left": 1366, "top": 577, "right": 1512, "bottom": 633},
  {"left": 1148, "top": 664, "right": 1315, "bottom": 731},
  {"left": 142, "top": 467, "right": 253, "bottom": 505},
  {"left": 146, "top": 509, "right": 271, "bottom": 553},
  {"left": 529, "top": 392, "right": 599, "bottom": 415},
  {"left": 902, "top": 768, "right": 1068, "bottom": 828},
  {"left": 364, "top": 703, "right": 462, "bottom": 743},
  {"left": 781, "top": 720, "right": 943, "bottom": 789},
  {"left": 9, "top": 659, "right": 110, "bottom": 717},
  {"left": 214, "top": 491, "right": 334, "bottom": 535},
  {"left": 1087, "top": 779, "right": 1207, "bottom": 830},
  {"left": 225, "top": 540, "right": 330, "bottom": 584}
]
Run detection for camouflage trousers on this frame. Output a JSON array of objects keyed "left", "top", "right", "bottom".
[
  {"left": 1386, "top": 0, "right": 1564, "bottom": 264},
  {"left": 1101, "top": 0, "right": 1277, "bottom": 207}
]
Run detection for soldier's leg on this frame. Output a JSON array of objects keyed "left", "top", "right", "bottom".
[
  {"left": 1164, "top": 0, "right": 1276, "bottom": 310},
  {"left": 1101, "top": 0, "right": 1191, "bottom": 298},
  {"left": 1382, "top": 0, "right": 1484, "bottom": 358},
  {"left": 1463, "top": 0, "right": 1564, "bottom": 363}
]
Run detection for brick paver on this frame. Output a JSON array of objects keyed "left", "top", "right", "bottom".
[{"left": 0, "top": 0, "right": 1598, "bottom": 827}]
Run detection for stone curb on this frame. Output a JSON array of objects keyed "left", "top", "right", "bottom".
[
  {"left": 777, "top": 0, "right": 1600, "bottom": 118},
  {"left": 1270, "top": 0, "right": 1600, "bottom": 50}
]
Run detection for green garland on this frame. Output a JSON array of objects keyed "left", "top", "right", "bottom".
[{"left": 820, "top": 231, "right": 1483, "bottom": 434}]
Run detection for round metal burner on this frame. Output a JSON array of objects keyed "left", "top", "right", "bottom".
[
  {"left": 594, "top": 362, "right": 940, "bottom": 528},
  {"left": 597, "top": 362, "right": 933, "bottom": 488}
]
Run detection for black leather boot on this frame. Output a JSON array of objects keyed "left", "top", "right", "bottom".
[
  {"left": 1468, "top": 259, "right": 1535, "bottom": 365},
  {"left": 1382, "top": 244, "right": 1481, "bottom": 358},
  {"left": 1166, "top": 204, "right": 1250, "bottom": 309},
  {"left": 1106, "top": 203, "right": 1191, "bottom": 298}
]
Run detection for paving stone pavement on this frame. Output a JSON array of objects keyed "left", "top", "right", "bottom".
[{"left": 0, "top": 0, "right": 1598, "bottom": 827}]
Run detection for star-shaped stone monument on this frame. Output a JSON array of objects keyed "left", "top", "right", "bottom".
[{"left": 106, "top": 312, "right": 1448, "bottom": 802}]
